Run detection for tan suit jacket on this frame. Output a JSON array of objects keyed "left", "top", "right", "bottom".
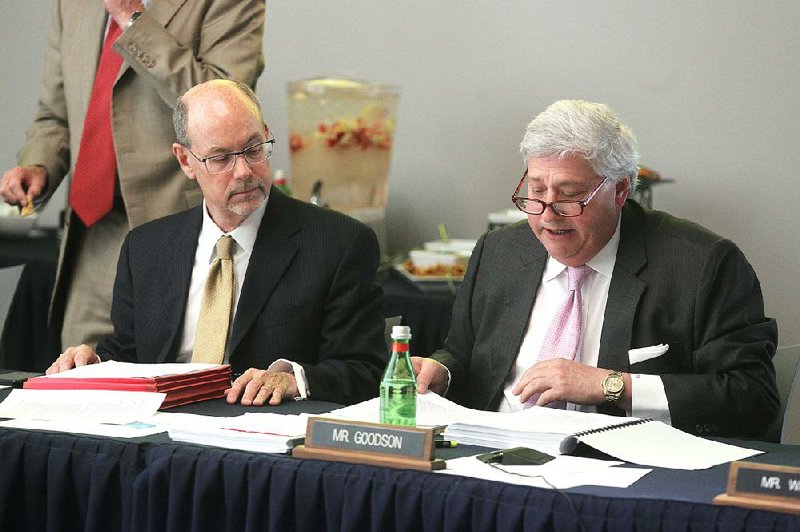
[{"left": 16, "top": 0, "right": 265, "bottom": 331}]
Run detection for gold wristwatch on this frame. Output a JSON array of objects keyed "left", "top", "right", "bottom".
[{"left": 602, "top": 371, "right": 624, "bottom": 403}]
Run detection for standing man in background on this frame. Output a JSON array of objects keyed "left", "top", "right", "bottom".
[{"left": 0, "top": 0, "right": 265, "bottom": 351}]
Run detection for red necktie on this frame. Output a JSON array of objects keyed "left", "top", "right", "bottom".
[{"left": 69, "top": 20, "right": 124, "bottom": 227}]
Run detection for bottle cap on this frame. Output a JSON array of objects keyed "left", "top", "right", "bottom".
[{"left": 391, "top": 325, "right": 412, "bottom": 340}]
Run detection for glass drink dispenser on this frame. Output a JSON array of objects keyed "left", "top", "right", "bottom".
[{"left": 287, "top": 77, "right": 399, "bottom": 250}]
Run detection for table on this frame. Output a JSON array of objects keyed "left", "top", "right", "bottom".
[{"left": 1, "top": 389, "right": 799, "bottom": 531}]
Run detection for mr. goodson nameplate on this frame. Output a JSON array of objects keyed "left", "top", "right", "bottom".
[{"left": 292, "top": 417, "right": 445, "bottom": 471}]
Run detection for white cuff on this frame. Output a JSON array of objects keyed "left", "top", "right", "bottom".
[
  {"left": 630, "top": 373, "right": 671, "bottom": 425},
  {"left": 268, "top": 359, "right": 309, "bottom": 401}
]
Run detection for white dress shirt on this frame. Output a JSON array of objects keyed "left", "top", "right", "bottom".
[
  {"left": 177, "top": 197, "right": 311, "bottom": 399},
  {"left": 499, "top": 220, "right": 671, "bottom": 424}
]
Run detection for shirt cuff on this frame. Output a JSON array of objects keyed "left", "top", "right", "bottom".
[
  {"left": 630, "top": 373, "right": 672, "bottom": 425},
  {"left": 268, "top": 359, "right": 309, "bottom": 401}
]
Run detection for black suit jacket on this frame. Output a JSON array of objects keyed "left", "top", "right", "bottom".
[
  {"left": 433, "top": 200, "right": 779, "bottom": 437},
  {"left": 96, "top": 189, "right": 387, "bottom": 405}
]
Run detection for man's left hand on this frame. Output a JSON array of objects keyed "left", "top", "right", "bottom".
[
  {"left": 226, "top": 368, "right": 299, "bottom": 406},
  {"left": 512, "top": 358, "right": 611, "bottom": 407}
]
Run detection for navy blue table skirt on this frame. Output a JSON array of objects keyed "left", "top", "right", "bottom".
[{"left": 3, "top": 422, "right": 800, "bottom": 531}]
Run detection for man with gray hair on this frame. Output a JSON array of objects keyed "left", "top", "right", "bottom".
[{"left": 414, "top": 100, "right": 778, "bottom": 438}]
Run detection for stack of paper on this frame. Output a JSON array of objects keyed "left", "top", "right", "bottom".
[
  {"left": 327, "top": 393, "right": 762, "bottom": 469},
  {"left": 24, "top": 361, "right": 232, "bottom": 408},
  {"left": 162, "top": 412, "right": 309, "bottom": 453}
]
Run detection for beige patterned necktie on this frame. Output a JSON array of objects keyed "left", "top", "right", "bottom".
[{"left": 192, "top": 235, "right": 235, "bottom": 364}]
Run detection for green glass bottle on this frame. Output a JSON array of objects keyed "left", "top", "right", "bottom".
[{"left": 380, "top": 325, "right": 416, "bottom": 426}]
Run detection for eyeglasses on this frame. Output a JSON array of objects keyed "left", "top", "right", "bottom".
[
  {"left": 186, "top": 138, "right": 275, "bottom": 174},
  {"left": 511, "top": 170, "right": 609, "bottom": 217}
]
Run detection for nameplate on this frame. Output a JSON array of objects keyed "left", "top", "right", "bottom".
[
  {"left": 714, "top": 461, "right": 800, "bottom": 515},
  {"left": 292, "top": 417, "right": 445, "bottom": 471}
]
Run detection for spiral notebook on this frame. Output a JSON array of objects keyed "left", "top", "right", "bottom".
[{"left": 559, "top": 418, "right": 761, "bottom": 470}]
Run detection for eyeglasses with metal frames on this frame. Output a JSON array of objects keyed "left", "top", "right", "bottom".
[
  {"left": 186, "top": 138, "right": 276, "bottom": 174},
  {"left": 511, "top": 170, "right": 609, "bottom": 217}
]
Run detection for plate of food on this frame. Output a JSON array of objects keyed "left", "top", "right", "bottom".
[{"left": 395, "top": 252, "right": 466, "bottom": 283}]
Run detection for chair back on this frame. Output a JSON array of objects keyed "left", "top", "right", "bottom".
[
  {"left": 779, "top": 345, "right": 800, "bottom": 444},
  {"left": 0, "top": 265, "right": 25, "bottom": 367}
]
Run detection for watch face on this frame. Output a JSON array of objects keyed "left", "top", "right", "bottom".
[{"left": 606, "top": 375, "right": 623, "bottom": 393}]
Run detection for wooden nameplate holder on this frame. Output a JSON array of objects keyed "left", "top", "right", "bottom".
[
  {"left": 292, "top": 417, "right": 446, "bottom": 472},
  {"left": 714, "top": 461, "right": 800, "bottom": 515}
]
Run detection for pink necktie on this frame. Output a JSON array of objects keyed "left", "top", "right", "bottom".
[
  {"left": 69, "top": 20, "right": 124, "bottom": 227},
  {"left": 525, "top": 264, "right": 592, "bottom": 408}
]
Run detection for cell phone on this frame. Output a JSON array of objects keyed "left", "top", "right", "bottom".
[
  {"left": 0, "top": 370, "right": 44, "bottom": 388},
  {"left": 476, "top": 447, "right": 554, "bottom": 466}
]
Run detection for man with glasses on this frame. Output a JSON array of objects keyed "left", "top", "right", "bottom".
[
  {"left": 47, "top": 80, "right": 387, "bottom": 406},
  {"left": 414, "top": 100, "right": 778, "bottom": 438}
]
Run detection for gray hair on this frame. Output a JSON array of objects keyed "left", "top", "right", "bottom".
[
  {"left": 173, "top": 79, "right": 263, "bottom": 147},
  {"left": 520, "top": 100, "right": 639, "bottom": 187}
]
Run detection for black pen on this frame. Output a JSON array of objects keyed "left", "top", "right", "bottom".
[{"left": 435, "top": 439, "right": 457, "bottom": 448}]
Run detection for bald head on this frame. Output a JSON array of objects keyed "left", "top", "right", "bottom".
[{"left": 173, "top": 80, "right": 263, "bottom": 147}]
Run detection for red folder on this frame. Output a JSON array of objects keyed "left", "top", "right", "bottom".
[{"left": 23, "top": 364, "right": 232, "bottom": 409}]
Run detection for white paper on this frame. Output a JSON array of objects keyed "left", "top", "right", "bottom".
[
  {"left": 0, "top": 389, "right": 165, "bottom": 424},
  {"left": 41, "top": 360, "right": 223, "bottom": 379},
  {"left": 161, "top": 411, "right": 311, "bottom": 453},
  {"left": 0, "top": 418, "right": 166, "bottom": 438},
  {"left": 328, "top": 393, "right": 761, "bottom": 470},
  {"left": 440, "top": 455, "right": 651, "bottom": 489},
  {"left": 572, "top": 420, "right": 762, "bottom": 470}
]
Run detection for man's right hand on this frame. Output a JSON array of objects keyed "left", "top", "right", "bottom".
[
  {"left": 411, "top": 356, "right": 449, "bottom": 395},
  {"left": 0, "top": 165, "right": 48, "bottom": 206},
  {"left": 46, "top": 345, "right": 101, "bottom": 375}
]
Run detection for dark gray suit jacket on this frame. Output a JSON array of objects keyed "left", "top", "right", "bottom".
[
  {"left": 96, "top": 189, "right": 387, "bottom": 405},
  {"left": 432, "top": 200, "right": 779, "bottom": 437}
]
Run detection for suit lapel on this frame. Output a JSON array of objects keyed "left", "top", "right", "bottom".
[
  {"left": 227, "top": 192, "right": 300, "bottom": 355},
  {"left": 74, "top": 1, "right": 108, "bottom": 112},
  {"left": 598, "top": 202, "right": 647, "bottom": 371},
  {"left": 486, "top": 227, "right": 547, "bottom": 407},
  {"left": 157, "top": 208, "right": 202, "bottom": 361}
]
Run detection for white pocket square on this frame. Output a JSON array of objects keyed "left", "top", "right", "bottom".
[{"left": 628, "top": 344, "right": 669, "bottom": 364}]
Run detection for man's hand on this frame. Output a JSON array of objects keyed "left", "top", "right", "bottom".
[
  {"left": 46, "top": 344, "right": 101, "bottom": 375},
  {"left": 104, "top": 0, "right": 145, "bottom": 28},
  {"left": 0, "top": 165, "right": 47, "bottom": 207},
  {"left": 512, "top": 358, "right": 626, "bottom": 407},
  {"left": 226, "top": 368, "right": 299, "bottom": 406},
  {"left": 411, "top": 356, "right": 449, "bottom": 395}
]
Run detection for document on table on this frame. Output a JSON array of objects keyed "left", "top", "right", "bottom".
[
  {"left": 0, "top": 388, "right": 165, "bottom": 424},
  {"left": 440, "top": 454, "right": 651, "bottom": 490},
  {"left": 327, "top": 392, "right": 762, "bottom": 470},
  {"left": 0, "top": 418, "right": 166, "bottom": 438},
  {"left": 158, "top": 411, "right": 310, "bottom": 453},
  {"left": 40, "top": 361, "right": 222, "bottom": 379}
]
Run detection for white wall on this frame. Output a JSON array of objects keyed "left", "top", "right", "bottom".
[{"left": 2, "top": 1, "right": 798, "bottom": 347}]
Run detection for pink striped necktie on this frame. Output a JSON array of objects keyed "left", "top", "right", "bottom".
[{"left": 525, "top": 264, "right": 593, "bottom": 409}]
